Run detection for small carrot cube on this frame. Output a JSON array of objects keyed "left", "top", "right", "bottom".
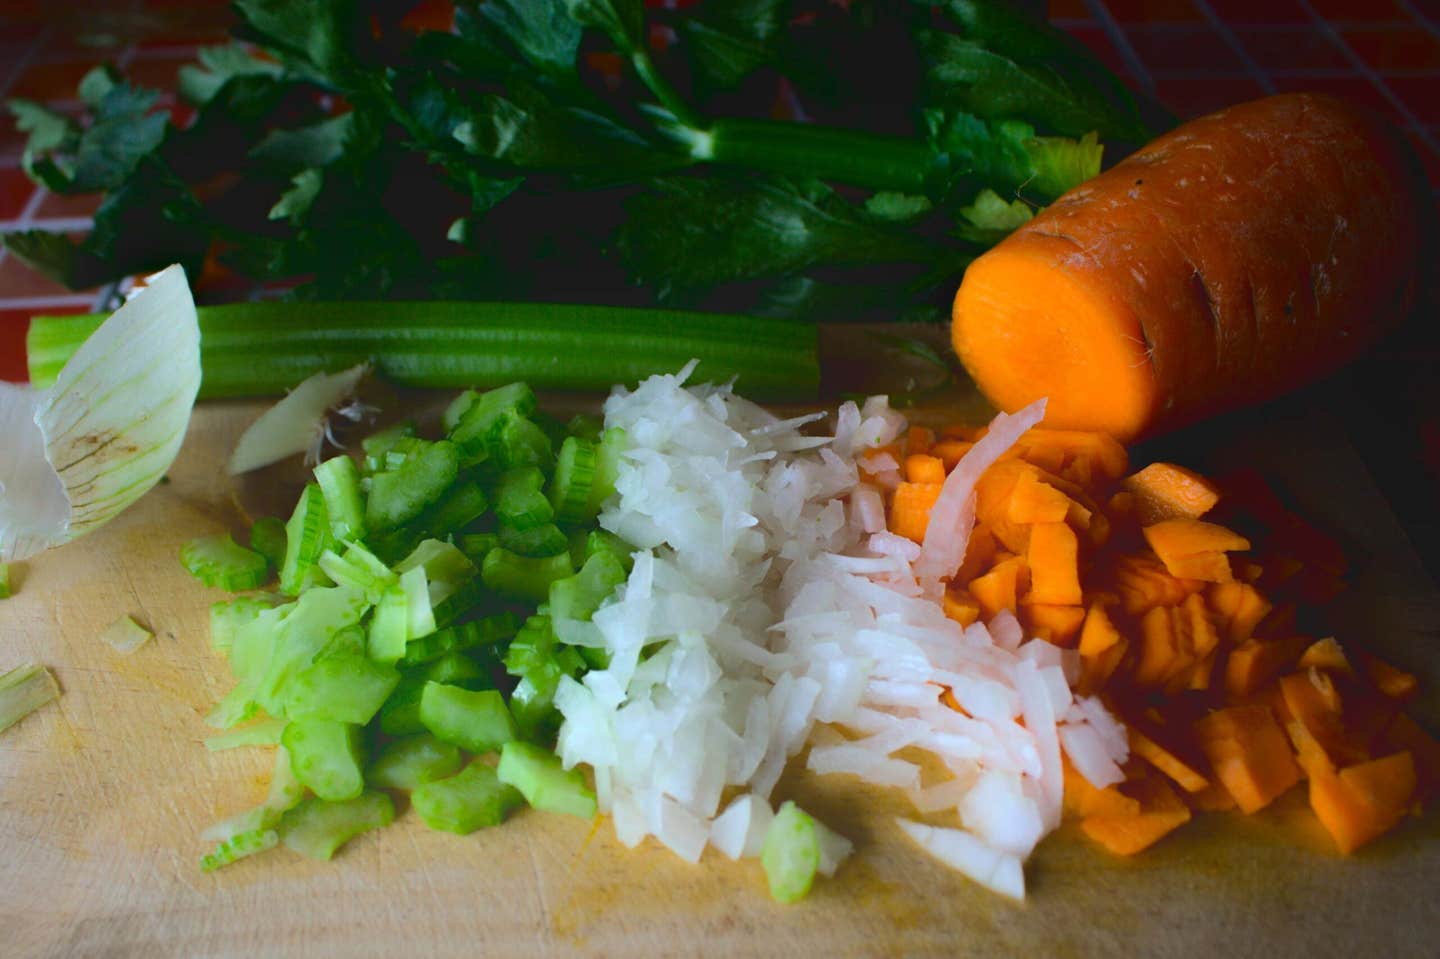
[
  {"left": 1143, "top": 519, "right": 1250, "bottom": 583},
  {"left": 1193, "top": 705, "right": 1302, "bottom": 814},
  {"left": 1308, "top": 751, "right": 1416, "bottom": 854},
  {"left": 905, "top": 425, "right": 935, "bottom": 456},
  {"left": 1022, "top": 602, "right": 1086, "bottom": 648},
  {"left": 1027, "top": 522, "right": 1083, "bottom": 606},
  {"left": 904, "top": 453, "right": 946, "bottom": 485},
  {"left": 1007, "top": 470, "right": 1074, "bottom": 525},
  {"left": 942, "top": 589, "right": 981, "bottom": 627},
  {"left": 1207, "top": 581, "right": 1272, "bottom": 642},
  {"left": 1078, "top": 602, "right": 1126, "bottom": 692},
  {"left": 1297, "top": 637, "right": 1351, "bottom": 674},
  {"left": 1123, "top": 462, "right": 1221, "bottom": 524},
  {"left": 1129, "top": 727, "right": 1210, "bottom": 793},
  {"left": 930, "top": 440, "right": 972, "bottom": 471},
  {"left": 1081, "top": 775, "right": 1191, "bottom": 856},
  {"left": 969, "top": 555, "right": 1028, "bottom": 621},
  {"left": 889, "top": 481, "right": 942, "bottom": 543}
]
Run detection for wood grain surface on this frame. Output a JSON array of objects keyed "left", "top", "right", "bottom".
[{"left": 3, "top": 391, "right": 1438, "bottom": 959}]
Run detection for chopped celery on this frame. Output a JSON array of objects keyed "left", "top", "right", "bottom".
[
  {"left": 0, "top": 562, "right": 11, "bottom": 598},
  {"left": 100, "top": 614, "right": 152, "bottom": 654},
  {"left": 399, "top": 613, "right": 518, "bottom": 668},
  {"left": 399, "top": 565, "right": 436, "bottom": 640},
  {"left": 366, "top": 583, "right": 409, "bottom": 664},
  {"left": 180, "top": 534, "right": 269, "bottom": 591},
  {"left": 313, "top": 455, "right": 367, "bottom": 542},
  {"left": 284, "top": 653, "right": 398, "bottom": 725},
  {"left": 458, "top": 533, "right": 499, "bottom": 563},
  {"left": 429, "top": 574, "right": 490, "bottom": 629},
  {"left": 481, "top": 548, "right": 573, "bottom": 604},
  {"left": 248, "top": 516, "right": 287, "bottom": 570},
  {"left": 494, "top": 414, "right": 554, "bottom": 471},
  {"left": 379, "top": 653, "right": 491, "bottom": 737},
  {"left": 253, "top": 585, "right": 368, "bottom": 717},
  {"left": 366, "top": 440, "right": 460, "bottom": 531},
  {"left": 548, "top": 436, "right": 598, "bottom": 525},
  {"left": 588, "top": 427, "right": 627, "bottom": 514},
  {"left": 496, "top": 468, "right": 553, "bottom": 531},
  {"left": 0, "top": 662, "right": 60, "bottom": 733},
  {"left": 317, "top": 542, "right": 396, "bottom": 601},
  {"left": 585, "top": 529, "right": 635, "bottom": 571},
  {"left": 504, "top": 615, "right": 584, "bottom": 737},
  {"left": 395, "top": 539, "right": 477, "bottom": 589},
  {"left": 367, "top": 734, "right": 463, "bottom": 791},
  {"left": 209, "top": 595, "right": 280, "bottom": 653},
  {"left": 412, "top": 761, "right": 524, "bottom": 834},
  {"left": 279, "top": 792, "right": 394, "bottom": 861},
  {"left": 420, "top": 482, "right": 488, "bottom": 539},
  {"left": 500, "top": 523, "right": 569, "bottom": 558},
  {"left": 447, "top": 383, "right": 537, "bottom": 457},
  {"left": 279, "top": 483, "right": 331, "bottom": 596},
  {"left": 549, "top": 552, "right": 627, "bottom": 624},
  {"left": 361, "top": 421, "right": 415, "bottom": 472},
  {"left": 496, "top": 741, "right": 596, "bottom": 819},
  {"left": 419, "top": 682, "right": 516, "bottom": 754},
  {"left": 204, "top": 718, "right": 286, "bottom": 751},
  {"left": 564, "top": 414, "right": 603, "bottom": 443},
  {"left": 201, "top": 821, "right": 279, "bottom": 872},
  {"left": 762, "top": 801, "right": 820, "bottom": 904},
  {"left": 282, "top": 718, "right": 366, "bottom": 801}
]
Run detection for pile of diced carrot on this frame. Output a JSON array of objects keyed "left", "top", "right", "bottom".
[{"left": 877, "top": 424, "right": 1438, "bottom": 856}]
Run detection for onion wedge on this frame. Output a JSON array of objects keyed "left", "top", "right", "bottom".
[
  {"left": 0, "top": 264, "right": 200, "bottom": 562},
  {"left": 227, "top": 363, "right": 370, "bottom": 475}
]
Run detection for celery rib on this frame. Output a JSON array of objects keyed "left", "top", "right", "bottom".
[{"left": 27, "top": 301, "right": 820, "bottom": 401}]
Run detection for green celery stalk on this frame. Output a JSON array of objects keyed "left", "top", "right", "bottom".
[
  {"left": 27, "top": 301, "right": 820, "bottom": 402},
  {"left": 411, "top": 761, "right": 525, "bottom": 835}
]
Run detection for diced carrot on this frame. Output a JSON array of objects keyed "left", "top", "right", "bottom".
[
  {"left": 904, "top": 453, "right": 946, "bottom": 485},
  {"left": 1364, "top": 655, "right": 1418, "bottom": 702},
  {"left": 1007, "top": 470, "right": 1074, "bottom": 524},
  {"left": 969, "top": 555, "right": 1028, "bottom": 621},
  {"left": 1129, "top": 726, "right": 1210, "bottom": 793},
  {"left": 1115, "top": 553, "right": 1200, "bottom": 616},
  {"left": 1017, "top": 429, "right": 1129, "bottom": 482},
  {"left": 1224, "top": 636, "right": 1307, "bottom": 697},
  {"left": 939, "top": 424, "right": 981, "bottom": 441},
  {"left": 1207, "top": 581, "right": 1272, "bottom": 642},
  {"left": 1078, "top": 601, "right": 1127, "bottom": 692},
  {"left": 1278, "top": 670, "right": 1369, "bottom": 767},
  {"left": 1064, "top": 759, "right": 1142, "bottom": 818},
  {"left": 906, "top": 425, "right": 935, "bottom": 456},
  {"left": 1022, "top": 602, "right": 1086, "bottom": 648},
  {"left": 931, "top": 439, "right": 973, "bottom": 471},
  {"left": 953, "top": 525, "right": 999, "bottom": 585},
  {"left": 1143, "top": 519, "right": 1250, "bottom": 584},
  {"left": 1159, "top": 550, "right": 1235, "bottom": 583},
  {"left": 1308, "top": 751, "right": 1416, "bottom": 854},
  {"left": 1297, "top": 637, "right": 1351, "bottom": 674},
  {"left": 1186, "top": 780, "right": 1238, "bottom": 812},
  {"left": 1122, "top": 462, "right": 1222, "bottom": 524},
  {"left": 890, "top": 481, "right": 943, "bottom": 543},
  {"left": 1193, "top": 705, "right": 1302, "bottom": 814},
  {"left": 942, "top": 589, "right": 981, "bottom": 627},
  {"left": 974, "top": 460, "right": 1033, "bottom": 554},
  {"left": 1028, "top": 522, "right": 1083, "bottom": 606},
  {"left": 1081, "top": 775, "right": 1191, "bottom": 856},
  {"left": 1377, "top": 713, "right": 1440, "bottom": 798},
  {"left": 1134, "top": 606, "right": 1188, "bottom": 689}
]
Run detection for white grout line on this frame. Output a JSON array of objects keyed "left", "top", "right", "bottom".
[
  {"left": 1396, "top": 0, "right": 1440, "bottom": 39},
  {"left": 1296, "top": 0, "right": 1440, "bottom": 156},
  {"left": 0, "top": 293, "right": 104, "bottom": 311},
  {"left": 0, "top": 23, "right": 51, "bottom": 100},
  {"left": 1188, "top": 0, "right": 1279, "bottom": 95},
  {"left": 1081, "top": 0, "right": 1159, "bottom": 97}
]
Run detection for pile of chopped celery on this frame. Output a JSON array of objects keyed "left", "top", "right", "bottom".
[{"left": 188, "top": 382, "right": 624, "bottom": 870}]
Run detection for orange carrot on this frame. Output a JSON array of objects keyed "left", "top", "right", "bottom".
[
  {"left": 1027, "top": 522, "right": 1083, "bottom": 606},
  {"left": 1193, "top": 705, "right": 1302, "bottom": 814},
  {"left": 1081, "top": 774, "right": 1191, "bottom": 856},
  {"left": 1122, "top": 462, "right": 1221, "bottom": 524},
  {"left": 890, "top": 481, "right": 942, "bottom": 543},
  {"left": 951, "top": 93, "right": 1427, "bottom": 442}
]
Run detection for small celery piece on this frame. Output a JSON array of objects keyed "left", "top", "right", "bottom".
[
  {"left": 482, "top": 548, "right": 573, "bottom": 604},
  {"left": 400, "top": 613, "right": 518, "bottom": 668},
  {"left": 282, "top": 718, "right": 366, "bottom": 801},
  {"left": 248, "top": 516, "right": 287, "bottom": 570},
  {"left": 0, "top": 662, "right": 60, "bottom": 733},
  {"left": 180, "top": 534, "right": 269, "bottom": 590},
  {"left": 412, "top": 761, "right": 524, "bottom": 834},
  {"left": 366, "top": 440, "right": 460, "bottom": 531},
  {"left": 588, "top": 427, "right": 626, "bottom": 514},
  {"left": 367, "top": 734, "right": 463, "bottom": 790},
  {"left": 204, "top": 718, "right": 287, "bottom": 751},
  {"left": 496, "top": 467, "right": 553, "bottom": 531},
  {"left": 361, "top": 420, "right": 415, "bottom": 473},
  {"left": 500, "top": 522, "right": 569, "bottom": 558},
  {"left": 367, "top": 583, "right": 409, "bottom": 664},
  {"left": 279, "top": 483, "right": 331, "bottom": 596},
  {"left": 762, "top": 801, "right": 820, "bottom": 904},
  {"left": 284, "top": 654, "right": 399, "bottom": 725},
  {"left": 585, "top": 529, "right": 634, "bottom": 570},
  {"left": 565, "top": 413, "right": 602, "bottom": 443},
  {"left": 201, "top": 817, "right": 279, "bottom": 872},
  {"left": 419, "top": 682, "right": 516, "bottom": 754},
  {"left": 0, "top": 562, "right": 11, "bottom": 598},
  {"left": 421, "top": 482, "right": 488, "bottom": 539},
  {"left": 496, "top": 741, "right": 596, "bottom": 819},
  {"left": 447, "top": 382, "right": 537, "bottom": 456},
  {"left": 400, "top": 565, "right": 436, "bottom": 640},
  {"left": 550, "top": 552, "right": 627, "bottom": 623},
  {"left": 395, "top": 539, "right": 477, "bottom": 589},
  {"left": 429, "top": 575, "right": 489, "bottom": 629},
  {"left": 458, "top": 533, "right": 499, "bottom": 563},
  {"left": 548, "top": 436, "right": 598, "bottom": 525},
  {"left": 252, "top": 585, "right": 368, "bottom": 717},
  {"left": 318, "top": 542, "right": 396, "bottom": 600},
  {"left": 313, "top": 455, "right": 367, "bottom": 542},
  {"left": 495, "top": 413, "right": 554, "bottom": 470},
  {"left": 100, "top": 614, "right": 152, "bottom": 654},
  {"left": 279, "top": 791, "right": 394, "bottom": 861},
  {"left": 209, "top": 595, "right": 279, "bottom": 653},
  {"left": 378, "top": 653, "right": 491, "bottom": 737}
]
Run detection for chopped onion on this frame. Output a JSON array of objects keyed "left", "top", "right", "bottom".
[
  {"left": 100, "top": 614, "right": 152, "bottom": 654},
  {"left": 227, "top": 363, "right": 370, "bottom": 474},
  {"left": 0, "top": 265, "right": 200, "bottom": 562},
  {"left": 895, "top": 818, "right": 1025, "bottom": 901}
]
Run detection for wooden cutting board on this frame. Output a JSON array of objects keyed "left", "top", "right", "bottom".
[{"left": 3, "top": 380, "right": 1439, "bottom": 959}]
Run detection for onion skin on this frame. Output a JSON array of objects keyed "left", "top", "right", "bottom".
[{"left": 951, "top": 93, "right": 1431, "bottom": 443}]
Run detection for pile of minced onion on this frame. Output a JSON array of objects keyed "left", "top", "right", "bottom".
[{"left": 554, "top": 363, "right": 1129, "bottom": 900}]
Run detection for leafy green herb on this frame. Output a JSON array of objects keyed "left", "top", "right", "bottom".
[{"left": 4, "top": 0, "right": 1170, "bottom": 321}]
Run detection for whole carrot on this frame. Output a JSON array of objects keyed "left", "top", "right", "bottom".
[{"left": 951, "top": 93, "right": 1430, "bottom": 442}]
